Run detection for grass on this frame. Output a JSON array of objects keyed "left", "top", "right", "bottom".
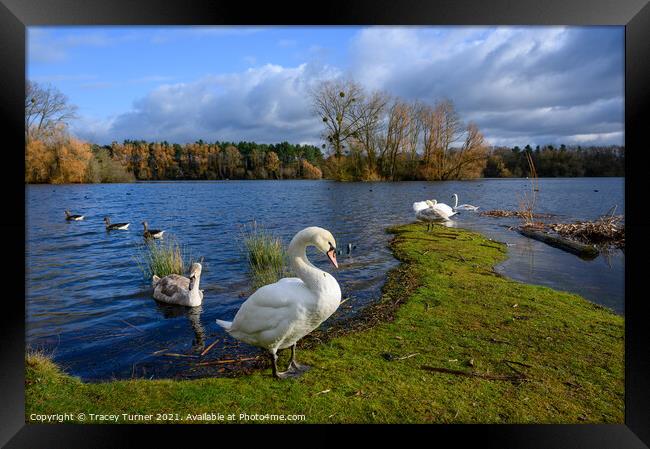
[
  {"left": 134, "top": 236, "right": 194, "bottom": 279},
  {"left": 241, "top": 221, "right": 288, "bottom": 289},
  {"left": 26, "top": 223, "right": 623, "bottom": 424}
]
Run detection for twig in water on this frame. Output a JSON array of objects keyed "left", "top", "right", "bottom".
[
  {"left": 200, "top": 339, "right": 220, "bottom": 357},
  {"left": 195, "top": 356, "right": 259, "bottom": 366},
  {"left": 121, "top": 319, "right": 144, "bottom": 333},
  {"left": 163, "top": 353, "right": 199, "bottom": 359}
]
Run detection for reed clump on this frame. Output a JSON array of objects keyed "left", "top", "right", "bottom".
[
  {"left": 241, "top": 222, "right": 288, "bottom": 290},
  {"left": 134, "top": 236, "right": 194, "bottom": 279}
]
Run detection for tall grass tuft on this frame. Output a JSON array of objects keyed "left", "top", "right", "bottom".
[
  {"left": 241, "top": 221, "right": 288, "bottom": 290},
  {"left": 134, "top": 235, "right": 194, "bottom": 280},
  {"left": 517, "top": 151, "right": 539, "bottom": 226}
]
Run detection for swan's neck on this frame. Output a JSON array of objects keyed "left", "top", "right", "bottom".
[
  {"left": 453, "top": 194, "right": 458, "bottom": 208},
  {"left": 188, "top": 274, "right": 202, "bottom": 306},
  {"left": 288, "top": 240, "right": 332, "bottom": 295}
]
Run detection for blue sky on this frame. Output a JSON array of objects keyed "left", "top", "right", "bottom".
[{"left": 27, "top": 26, "right": 624, "bottom": 147}]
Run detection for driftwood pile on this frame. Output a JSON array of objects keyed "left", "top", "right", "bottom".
[
  {"left": 480, "top": 206, "right": 625, "bottom": 257},
  {"left": 480, "top": 210, "right": 554, "bottom": 219},
  {"left": 549, "top": 214, "right": 625, "bottom": 249}
]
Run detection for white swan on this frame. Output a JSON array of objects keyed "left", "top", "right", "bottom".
[
  {"left": 413, "top": 200, "right": 448, "bottom": 231},
  {"left": 152, "top": 263, "right": 203, "bottom": 307},
  {"left": 427, "top": 199, "right": 457, "bottom": 221},
  {"left": 216, "top": 227, "right": 341, "bottom": 379},
  {"left": 452, "top": 194, "right": 479, "bottom": 211}
]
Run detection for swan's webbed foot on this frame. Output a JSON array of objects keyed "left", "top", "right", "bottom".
[
  {"left": 288, "top": 344, "right": 311, "bottom": 374},
  {"left": 270, "top": 345, "right": 312, "bottom": 379},
  {"left": 270, "top": 350, "right": 301, "bottom": 379},
  {"left": 274, "top": 368, "right": 304, "bottom": 379},
  {"left": 288, "top": 360, "right": 312, "bottom": 373}
]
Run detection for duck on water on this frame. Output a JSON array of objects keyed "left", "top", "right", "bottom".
[
  {"left": 65, "top": 210, "right": 84, "bottom": 221},
  {"left": 142, "top": 221, "right": 164, "bottom": 239},
  {"left": 104, "top": 216, "right": 130, "bottom": 231}
]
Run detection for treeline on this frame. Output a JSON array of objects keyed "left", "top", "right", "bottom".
[
  {"left": 103, "top": 140, "right": 323, "bottom": 181},
  {"left": 483, "top": 145, "right": 625, "bottom": 178},
  {"left": 24, "top": 80, "right": 624, "bottom": 183},
  {"left": 26, "top": 137, "right": 324, "bottom": 183},
  {"left": 311, "top": 80, "right": 488, "bottom": 181},
  {"left": 26, "top": 126, "right": 135, "bottom": 184}
]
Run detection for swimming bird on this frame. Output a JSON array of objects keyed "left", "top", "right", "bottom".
[
  {"left": 142, "top": 221, "right": 164, "bottom": 239},
  {"left": 65, "top": 210, "right": 84, "bottom": 221},
  {"left": 414, "top": 200, "right": 448, "bottom": 231},
  {"left": 216, "top": 227, "right": 341, "bottom": 379},
  {"left": 152, "top": 263, "right": 203, "bottom": 307},
  {"left": 103, "top": 216, "right": 130, "bottom": 231},
  {"left": 452, "top": 194, "right": 479, "bottom": 211}
]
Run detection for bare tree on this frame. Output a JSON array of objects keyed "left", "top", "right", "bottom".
[
  {"left": 25, "top": 81, "right": 78, "bottom": 142},
  {"left": 350, "top": 90, "right": 389, "bottom": 177},
  {"left": 311, "top": 80, "right": 364, "bottom": 178},
  {"left": 381, "top": 100, "right": 411, "bottom": 181}
]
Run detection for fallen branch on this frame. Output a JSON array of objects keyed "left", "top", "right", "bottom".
[
  {"left": 503, "top": 359, "right": 533, "bottom": 368},
  {"left": 163, "top": 353, "right": 199, "bottom": 359},
  {"left": 200, "top": 339, "right": 220, "bottom": 357},
  {"left": 517, "top": 226, "right": 599, "bottom": 260},
  {"left": 195, "top": 356, "right": 260, "bottom": 367},
  {"left": 420, "top": 365, "right": 527, "bottom": 382}
]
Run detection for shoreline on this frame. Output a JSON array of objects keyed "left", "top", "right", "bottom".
[
  {"left": 26, "top": 223, "right": 624, "bottom": 423},
  {"left": 25, "top": 175, "right": 625, "bottom": 186}
]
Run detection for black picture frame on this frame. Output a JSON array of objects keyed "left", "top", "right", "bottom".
[{"left": 1, "top": 0, "right": 648, "bottom": 446}]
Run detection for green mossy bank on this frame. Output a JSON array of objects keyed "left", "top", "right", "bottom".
[{"left": 26, "top": 223, "right": 624, "bottom": 424}]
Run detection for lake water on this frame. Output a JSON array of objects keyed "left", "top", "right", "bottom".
[{"left": 26, "top": 178, "right": 624, "bottom": 381}]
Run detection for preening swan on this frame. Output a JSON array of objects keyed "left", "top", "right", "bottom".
[
  {"left": 152, "top": 263, "right": 203, "bottom": 307},
  {"left": 452, "top": 194, "right": 479, "bottom": 211},
  {"left": 65, "top": 210, "right": 84, "bottom": 221},
  {"left": 142, "top": 221, "right": 164, "bottom": 239},
  {"left": 413, "top": 200, "right": 447, "bottom": 231},
  {"left": 216, "top": 226, "right": 341, "bottom": 379},
  {"left": 104, "top": 216, "right": 130, "bottom": 230},
  {"left": 428, "top": 199, "right": 456, "bottom": 220}
]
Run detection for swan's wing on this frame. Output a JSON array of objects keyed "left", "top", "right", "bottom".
[
  {"left": 156, "top": 275, "right": 189, "bottom": 298},
  {"left": 434, "top": 203, "right": 455, "bottom": 216},
  {"left": 230, "top": 279, "right": 312, "bottom": 337},
  {"left": 413, "top": 201, "right": 430, "bottom": 213},
  {"left": 417, "top": 208, "right": 446, "bottom": 221}
]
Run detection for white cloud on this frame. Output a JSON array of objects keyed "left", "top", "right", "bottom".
[
  {"left": 71, "top": 26, "right": 624, "bottom": 147},
  {"left": 74, "top": 62, "right": 341, "bottom": 144},
  {"left": 348, "top": 26, "right": 624, "bottom": 146}
]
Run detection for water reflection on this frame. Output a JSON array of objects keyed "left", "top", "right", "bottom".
[{"left": 154, "top": 303, "right": 206, "bottom": 353}]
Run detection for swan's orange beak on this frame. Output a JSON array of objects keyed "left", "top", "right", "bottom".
[{"left": 327, "top": 248, "right": 338, "bottom": 268}]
